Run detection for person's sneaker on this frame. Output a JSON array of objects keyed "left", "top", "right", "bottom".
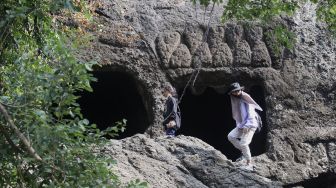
[
  {"left": 235, "top": 154, "right": 245, "bottom": 162},
  {"left": 166, "top": 135, "right": 175, "bottom": 138},
  {"left": 239, "top": 163, "right": 254, "bottom": 171}
]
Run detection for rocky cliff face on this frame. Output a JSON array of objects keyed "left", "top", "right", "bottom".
[
  {"left": 80, "top": 0, "right": 336, "bottom": 187},
  {"left": 101, "top": 134, "right": 282, "bottom": 187}
]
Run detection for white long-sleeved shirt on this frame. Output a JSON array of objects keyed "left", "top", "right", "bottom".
[{"left": 236, "top": 100, "right": 258, "bottom": 129}]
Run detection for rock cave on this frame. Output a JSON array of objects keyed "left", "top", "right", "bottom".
[
  {"left": 179, "top": 85, "right": 267, "bottom": 160},
  {"left": 74, "top": 0, "right": 336, "bottom": 186},
  {"left": 78, "top": 71, "right": 149, "bottom": 139},
  {"left": 78, "top": 71, "right": 268, "bottom": 160}
]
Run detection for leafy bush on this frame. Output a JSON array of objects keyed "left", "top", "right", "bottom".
[{"left": 0, "top": 0, "right": 147, "bottom": 187}]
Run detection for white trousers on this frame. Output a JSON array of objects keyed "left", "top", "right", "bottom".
[{"left": 227, "top": 127, "right": 256, "bottom": 161}]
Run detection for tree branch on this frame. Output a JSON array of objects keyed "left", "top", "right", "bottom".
[
  {"left": 0, "top": 103, "right": 43, "bottom": 162},
  {"left": 0, "top": 124, "right": 23, "bottom": 153}
]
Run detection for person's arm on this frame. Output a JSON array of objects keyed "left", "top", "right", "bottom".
[
  {"left": 236, "top": 102, "right": 251, "bottom": 128},
  {"left": 240, "top": 103, "right": 257, "bottom": 129},
  {"left": 163, "top": 97, "right": 174, "bottom": 125}
]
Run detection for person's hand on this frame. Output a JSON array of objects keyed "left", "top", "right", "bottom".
[
  {"left": 167, "top": 121, "right": 176, "bottom": 128},
  {"left": 239, "top": 128, "right": 249, "bottom": 134},
  {"left": 243, "top": 128, "right": 250, "bottom": 134},
  {"left": 167, "top": 122, "right": 172, "bottom": 128}
]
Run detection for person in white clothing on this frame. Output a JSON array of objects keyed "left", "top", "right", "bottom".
[{"left": 227, "top": 82, "right": 263, "bottom": 171}]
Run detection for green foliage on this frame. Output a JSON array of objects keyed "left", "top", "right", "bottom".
[
  {"left": 192, "top": 0, "right": 335, "bottom": 34},
  {"left": 191, "top": 0, "right": 335, "bottom": 55},
  {"left": 264, "top": 25, "right": 295, "bottom": 56},
  {"left": 191, "top": 0, "right": 223, "bottom": 6},
  {"left": 101, "top": 119, "right": 127, "bottom": 138},
  {"left": 0, "top": 0, "right": 147, "bottom": 187},
  {"left": 221, "top": 0, "right": 298, "bottom": 22},
  {"left": 127, "top": 179, "right": 149, "bottom": 188},
  {"left": 314, "top": 0, "right": 336, "bottom": 34}
]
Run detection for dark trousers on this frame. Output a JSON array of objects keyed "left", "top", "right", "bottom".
[{"left": 166, "top": 128, "right": 176, "bottom": 136}]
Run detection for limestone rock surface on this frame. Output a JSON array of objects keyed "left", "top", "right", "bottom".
[{"left": 79, "top": 0, "right": 336, "bottom": 187}]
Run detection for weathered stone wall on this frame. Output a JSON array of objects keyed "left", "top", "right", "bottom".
[{"left": 80, "top": 0, "right": 336, "bottom": 186}]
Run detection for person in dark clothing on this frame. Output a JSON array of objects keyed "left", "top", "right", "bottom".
[{"left": 162, "top": 84, "right": 181, "bottom": 137}]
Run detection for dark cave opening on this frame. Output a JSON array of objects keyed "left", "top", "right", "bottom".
[
  {"left": 284, "top": 173, "right": 336, "bottom": 188},
  {"left": 77, "top": 71, "right": 149, "bottom": 139},
  {"left": 178, "top": 86, "right": 268, "bottom": 160}
]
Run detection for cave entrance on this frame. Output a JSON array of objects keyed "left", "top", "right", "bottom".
[
  {"left": 179, "top": 86, "right": 267, "bottom": 160},
  {"left": 78, "top": 71, "right": 149, "bottom": 139}
]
